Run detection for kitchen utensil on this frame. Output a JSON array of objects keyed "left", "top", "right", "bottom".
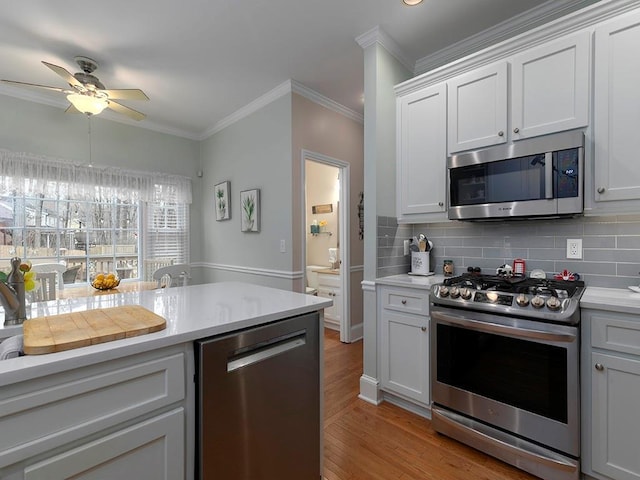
[{"left": 23, "top": 305, "right": 166, "bottom": 355}]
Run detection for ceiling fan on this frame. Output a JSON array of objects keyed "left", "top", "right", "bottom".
[{"left": 1, "top": 56, "right": 148, "bottom": 121}]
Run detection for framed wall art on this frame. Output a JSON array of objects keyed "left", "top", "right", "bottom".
[
  {"left": 215, "top": 181, "right": 230, "bottom": 221},
  {"left": 240, "top": 189, "right": 260, "bottom": 232}
]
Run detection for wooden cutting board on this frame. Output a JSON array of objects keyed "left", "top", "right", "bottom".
[{"left": 23, "top": 305, "right": 166, "bottom": 355}]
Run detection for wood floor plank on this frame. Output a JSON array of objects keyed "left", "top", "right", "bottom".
[{"left": 323, "top": 329, "right": 539, "bottom": 480}]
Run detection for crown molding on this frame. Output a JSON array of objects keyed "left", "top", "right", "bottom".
[
  {"left": 356, "top": 26, "right": 414, "bottom": 73},
  {"left": 199, "top": 80, "right": 292, "bottom": 139},
  {"left": 414, "top": 0, "right": 601, "bottom": 75},
  {"left": 397, "top": 0, "right": 640, "bottom": 96},
  {"left": 290, "top": 80, "right": 363, "bottom": 124},
  {"left": 0, "top": 87, "right": 202, "bottom": 140},
  {"left": 200, "top": 78, "right": 363, "bottom": 140}
]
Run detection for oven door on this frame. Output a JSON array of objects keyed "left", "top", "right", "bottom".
[{"left": 431, "top": 306, "right": 579, "bottom": 457}]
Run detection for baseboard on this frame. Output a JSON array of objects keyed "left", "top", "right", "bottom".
[
  {"left": 381, "top": 391, "right": 432, "bottom": 420},
  {"left": 358, "top": 375, "right": 383, "bottom": 405}
]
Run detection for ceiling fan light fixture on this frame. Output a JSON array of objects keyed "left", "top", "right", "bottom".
[
  {"left": 403, "top": 0, "right": 423, "bottom": 5},
  {"left": 67, "top": 93, "right": 108, "bottom": 115}
]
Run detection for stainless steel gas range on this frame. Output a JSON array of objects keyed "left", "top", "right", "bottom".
[{"left": 430, "top": 273, "right": 585, "bottom": 480}]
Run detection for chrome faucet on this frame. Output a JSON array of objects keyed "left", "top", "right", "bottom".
[{"left": 1, "top": 257, "right": 27, "bottom": 326}]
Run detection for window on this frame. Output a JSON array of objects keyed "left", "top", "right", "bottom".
[
  {"left": 143, "top": 185, "right": 190, "bottom": 281},
  {"left": 0, "top": 150, "right": 192, "bottom": 283}
]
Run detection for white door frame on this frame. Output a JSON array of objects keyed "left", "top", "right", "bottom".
[{"left": 301, "top": 149, "right": 351, "bottom": 343}]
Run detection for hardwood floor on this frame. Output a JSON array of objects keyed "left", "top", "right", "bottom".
[{"left": 323, "top": 329, "right": 538, "bottom": 480}]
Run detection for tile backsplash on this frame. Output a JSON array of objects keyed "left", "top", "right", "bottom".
[{"left": 377, "top": 214, "right": 640, "bottom": 289}]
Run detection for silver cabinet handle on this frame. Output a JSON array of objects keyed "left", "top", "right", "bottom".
[
  {"left": 513, "top": 127, "right": 520, "bottom": 133},
  {"left": 595, "top": 363, "right": 604, "bottom": 371},
  {"left": 597, "top": 187, "right": 605, "bottom": 194},
  {"left": 421, "top": 326, "right": 427, "bottom": 332},
  {"left": 401, "top": 299, "right": 407, "bottom": 305},
  {"left": 498, "top": 131, "right": 504, "bottom": 137}
]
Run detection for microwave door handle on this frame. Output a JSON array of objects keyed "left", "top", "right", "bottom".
[
  {"left": 545, "top": 152, "right": 553, "bottom": 199},
  {"left": 431, "top": 310, "right": 576, "bottom": 343}
]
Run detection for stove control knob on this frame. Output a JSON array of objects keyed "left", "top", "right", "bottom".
[
  {"left": 460, "top": 288, "right": 473, "bottom": 300},
  {"left": 450, "top": 287, "right": 460, "bottom": 299},
  {"left": 439, "top": 286, "right": 450, "bottom": 298},
  {"left": 516, "top": 294, "right": 529, "bottom": 307},
  {"left": 546, "top": 297, "right": 562, "bottom": 311},
  {"left": 531, "top": 295, "right": 545, "bottom": 309}
]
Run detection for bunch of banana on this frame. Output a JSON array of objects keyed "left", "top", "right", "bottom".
[{"left": 91, "top": 272, "right": 120, "bottom": 290}]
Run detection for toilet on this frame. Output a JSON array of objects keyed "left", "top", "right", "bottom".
[{"left": 305, "top": 265, "right": 324, "bottom": 295}]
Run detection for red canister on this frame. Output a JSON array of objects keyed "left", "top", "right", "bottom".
[{"left": 513, "top": 258, "right": 526, "bottom": 275}]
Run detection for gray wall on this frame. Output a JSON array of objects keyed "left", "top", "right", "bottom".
[
  {"left": 377, "top": 214, "right": 640, "bottom": 289},
  {"left": 198, "top": 93, "right": 294, "bottom": 289},
  {"left": 0, "top": 94, "right": 203, "bottom": 265}
]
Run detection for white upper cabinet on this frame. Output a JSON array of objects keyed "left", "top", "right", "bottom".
[
  {"left": 511, "top": 31, "right": 590, "bottom": 140},
  {"left": 447, "top": 63, "right": 508, "bottom": 154},
  {"left": 447, "top": 32, "right": 589, "bottom": 155},
  {"left": 593, "top": 9, "right": 640, "bottom": 204},
  {"left": 396, "top": 83, "right": 447, "bottom": 222}
]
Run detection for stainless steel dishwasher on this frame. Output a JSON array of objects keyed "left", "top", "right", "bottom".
[{"left": 195, "top": 312, "right": 321, "bottom": 479}]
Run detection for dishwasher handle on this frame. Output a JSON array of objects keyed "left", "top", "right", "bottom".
[{"left": 227, "top": 332, "right": 306, "bottom": 372}]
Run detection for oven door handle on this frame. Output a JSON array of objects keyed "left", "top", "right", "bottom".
[{"left": 431, "top": 311, "right": 577, "bottom": 343}]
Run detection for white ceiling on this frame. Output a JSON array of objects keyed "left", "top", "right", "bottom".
[{"left": 0, "top": 0, "right": 595, "bottom": 140}]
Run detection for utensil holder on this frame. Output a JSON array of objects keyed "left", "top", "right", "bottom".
[{"left": 411, "top": 252, "right": 430, "bottom": 275}]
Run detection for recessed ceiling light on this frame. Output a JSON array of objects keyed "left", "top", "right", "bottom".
[{"left": 403, "top": 0, "right": 423, "bottom": 5}]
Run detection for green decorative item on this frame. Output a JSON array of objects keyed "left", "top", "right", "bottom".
[{"left": 240, "top": 189, "right": 260, "bottom": 232}]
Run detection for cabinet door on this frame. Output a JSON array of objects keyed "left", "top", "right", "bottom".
[
  {"left": 511, "top": 31, "right": 590, "bottom": 140},
  {"left": 380, "top": 309, "right": 429, "bottom": 405},
  {"left": 591, "top": 353, "right": 640, "bottom": 480},
  {"left": 447, "top": 62, "right": 507, "bottom": 153},
  {"left": 24, "top": 408, "right": 184, "bottom": 480},
  {"left": 317, "top": 287, "right": 338, "bottom": 323},
  {"left": 594, "top": 10, "right": 640, "bottom": 202},
  {"left": 397, "top": 83, "right": 447, "bottom": 218}
]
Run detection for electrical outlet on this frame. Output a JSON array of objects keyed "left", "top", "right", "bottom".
[
  {"left": 403, "top": 239, "right": 410, "bottom": 256},
  {"left": 566, "top": 239, "right": 582, "bottom": 259},
  {"left": 280, "top": 239, "right": 286, "bottom": 253}
]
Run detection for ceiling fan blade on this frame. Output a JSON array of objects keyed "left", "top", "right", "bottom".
[
  {"left": 102, "top": 88, "right": 149, "bottom": 101},
  {"left": 42, "top": 61, "right": 83, "bottom": 88},
  {"left": 0, "top": 79, "right": 66, "bottom": 93},
  {"left": 107, "top": 100, "right": 146, "bottom": 121}
]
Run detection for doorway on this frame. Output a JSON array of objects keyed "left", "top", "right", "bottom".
[{"left": 302, "top": 150, "right": 351, "bottom": 342}]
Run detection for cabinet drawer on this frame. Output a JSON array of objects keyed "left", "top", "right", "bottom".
[
  {"left": 590, "top": 311, "right": 640, "bottom": 356},
  {"left": 23, "top": 408, "right": 184, "bottom": 480},
  {"left": 0, "top": 350, "right": 185, "bottom": 469},
  {"left": 317, "top": 272, "right": 340, "bottom": 288},
  {"left": 379, "top": 287, "right": 429, "bottom": 316}
]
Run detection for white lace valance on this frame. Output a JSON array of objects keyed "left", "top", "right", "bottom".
[{"left": 0, "top": 149, "right": 192, "bottom": 204}]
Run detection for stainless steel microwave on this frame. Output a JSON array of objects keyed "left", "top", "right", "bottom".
[{"left": 447, "top": 130, "right": 584, "bottom": 221}]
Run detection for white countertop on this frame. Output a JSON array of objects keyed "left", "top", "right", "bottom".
[
  {"left": 375, "top": 273, "right": 445, "bottom": 290},
  {"left": 581, "top": 286, "right": 640, "bottom": 315},
  {"left": 0, "top": 282, "right": 331, "bottom": 386}
]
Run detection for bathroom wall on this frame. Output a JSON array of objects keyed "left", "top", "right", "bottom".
[
  {"left": 377, "top": 214, "right": 640, "bottom": 289},
  {"left": 305, "top": 160, "right": 339, "bottom": 267}
]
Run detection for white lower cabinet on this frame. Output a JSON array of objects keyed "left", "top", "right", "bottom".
[
  {"left": 378, "top": 285, "right": 429, "bottom": 406},
  {"left": 23, "top": 408, "right": 184, "bottom": 480},
  {"left": 582, "top": 309, "right": 640, "bottom": 480},
  {"left": 317, "top": 272, "right": 342, "bottom": 328},
  {"left": 0, "top": 345, "right": 189, "bottom": 480}
]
